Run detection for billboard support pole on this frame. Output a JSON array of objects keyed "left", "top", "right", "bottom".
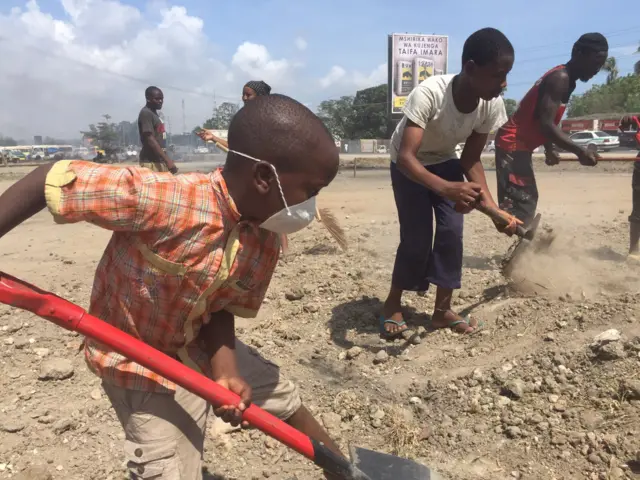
[{"left": 387, "top": 35, "right": 393, "bottom": 127}]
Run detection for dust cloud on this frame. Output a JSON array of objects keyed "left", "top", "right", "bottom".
[{"left": 507, "top": 221, "right": 639, "bottom": 298}]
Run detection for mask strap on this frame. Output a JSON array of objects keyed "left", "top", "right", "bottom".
[{"left": 229, "top": 150, "right": 291, "bottom": 213}]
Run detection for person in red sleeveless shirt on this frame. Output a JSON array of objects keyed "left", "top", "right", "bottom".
[
  {"left": 494, "top": 33, "right": 608, "bottom": 228},
  {"left": 619, "top": 115, "right": 640, "bottom": 261}
]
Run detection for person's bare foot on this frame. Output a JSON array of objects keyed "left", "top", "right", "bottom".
[
  {"left": 380, "top": 304, "right": 408, "bottom": 337},
  {"left": 431, "top": 309, "right": 480, "bottom": 334},
  {"left": 627, "top": 251, "right": 640, "bottom": 264}
]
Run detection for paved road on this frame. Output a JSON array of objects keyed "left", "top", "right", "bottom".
[
  {"left": 4, "top": 148, "right": 637, "bottom": 173},
  {"left": 176, "top": 149, "right": 639, "bottom": 172}
]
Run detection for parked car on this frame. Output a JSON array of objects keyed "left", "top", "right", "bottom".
[
  {"left": 44, "top": 149, "right": 64, "bottom": 161},
  {"left": 29, "top": 148, "right": 45, "bottom": 161},
  {"left": 8, "top": 150, "right": 27, "bottom": 163},
  {"left": 376, "top": 145, "right": 388, "bottom": 154},
  {"left": 71, "top": 147, "right": 90, "bottom": 159},
  {"left": 485, "top": 140, "right": 496, "bottom": 153},
  {"left": 568, "top": 130, "right": 620, "bottom": 153},
  {"left": 619, "top": 130, "right": 638, "bottom": 149},
  {"left": 194, "top": 146, "right": 209, "bottom": 154}
]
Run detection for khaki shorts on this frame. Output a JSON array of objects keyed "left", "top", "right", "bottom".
[
  {"left": 140, "top": 162, "right": 169, "bottom": 172},
  {"left": 103, "top": 340, "right": 301, "bottom": 480}
]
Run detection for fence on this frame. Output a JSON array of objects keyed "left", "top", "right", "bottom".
[{"left": 339, "top": 139, "right": 391, "bottom": 154}]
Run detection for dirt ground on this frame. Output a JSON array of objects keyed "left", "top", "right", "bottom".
[{"left": 0, "top": 160, "right": 639, "bottom": 480}]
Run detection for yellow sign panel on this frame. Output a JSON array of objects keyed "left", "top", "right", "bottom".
[
  {"left": 394, "top": 97, "right": 407, "bottom": 109},
  {"left": 389, "top": 34, "right": 448, "bottom": 116}
]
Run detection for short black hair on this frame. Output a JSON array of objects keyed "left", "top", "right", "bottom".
[
  {"left": 572, "top": 33, "right": 608, "bottom": 57},
  {"left": 227, "top": 94, "right": 334, "bottom": 173},
  {"left": 145, "top": 86, "right": 162, "bottom": 99},
  {"left": 462, "top": 28, "right": 514, "bottom": 67}
]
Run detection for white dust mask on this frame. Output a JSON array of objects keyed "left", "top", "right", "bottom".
[{"left": 229, "top": 150, "right": 317, "bottom": 234}]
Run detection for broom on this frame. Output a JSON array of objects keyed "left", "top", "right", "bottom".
[{"left": 198, "top": 129, "right": 347, "bottom": 253}]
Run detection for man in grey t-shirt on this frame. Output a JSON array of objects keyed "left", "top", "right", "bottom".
[{"left": 138, "top": 86, "right": 178, "bottom": 174}]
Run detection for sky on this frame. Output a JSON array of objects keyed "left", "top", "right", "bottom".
[{"left": 0, "top": 0, "right": 638, "bottom": 140}]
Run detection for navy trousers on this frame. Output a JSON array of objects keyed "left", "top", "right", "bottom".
[{"left": 390, "top": 160, "right": 464, "bottom": 292}]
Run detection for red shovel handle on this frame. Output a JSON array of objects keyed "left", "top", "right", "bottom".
[{"left": 0, "top": 273, "right": 320, "bottom": 457}]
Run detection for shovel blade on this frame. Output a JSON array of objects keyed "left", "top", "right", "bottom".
[{"left": 349, "top": 446, "right": 441, "bottom": 480}]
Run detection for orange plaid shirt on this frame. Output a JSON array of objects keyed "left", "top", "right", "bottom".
[{"left": 44, "top": 160, "right": 280, "bottom": 392}]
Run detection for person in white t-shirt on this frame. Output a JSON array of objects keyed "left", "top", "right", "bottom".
[{"left": 381, "top": 28, "right": 521, "bottom": 338}]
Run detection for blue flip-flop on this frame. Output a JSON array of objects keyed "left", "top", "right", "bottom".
[{"left": 379, "top": 316, "right": 408, "bottom": 339}]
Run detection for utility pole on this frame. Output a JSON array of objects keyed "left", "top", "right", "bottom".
[{"left": 182, "top": 99, "right": 186, "bottom": 135}]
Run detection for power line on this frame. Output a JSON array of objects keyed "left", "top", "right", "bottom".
[
  {"left": 0, "top": 35, "right": 239, "bottom": 102},
  {"left": 0, "top": 28, "right": 638, "bottom": 119},
  {"left": 2, "top": 31, "right": 637, "bottom": 101},
  {"left": 317, "top": 42, "right": 640, "bottom": 107},
  {"left": 515, "top": 26, "right": 640, "bottom": 54}
]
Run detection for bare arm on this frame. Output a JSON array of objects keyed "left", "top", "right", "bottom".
[
  {"left": 619, "top": 116, "right": 631, "bottom": 133},
  {"left": 395, "top": 82, "right": 481, "bottom": 206},
  {"left": 200, "top": 310, "right": 240, "bottom": 380},
  {"left": 536, "top": 72, "right": 584, "bottom": 157},
  {"left": 197, "top": 130, "right": 229, "bottom": 150},
  {"left": 395, "top": 121, "right": 482, "bottom": 206},
  {"left": 142, "top": 133, "right": 177, "bottom": 170},
  {"left": 0, "top": 163, "right": 52, "bottom": 239},
  {"left": 459, "top": 131, "right": 497, "bottom": 207},
  {"left": 139, "top": 110, "right": 176, "bottom": 170},
  {"left": 544, "top": 142, "right": 560, "bottom": 165},
  {"left": 395, "top": 120, "right": 450, "bottom": 194},
  {"left": 199, "top": 310, "right": 252, "bottom": 426}
]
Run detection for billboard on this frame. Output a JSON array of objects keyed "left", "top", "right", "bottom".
[{"left": 388, "top": 34, "right": 448, "bottom": 118}]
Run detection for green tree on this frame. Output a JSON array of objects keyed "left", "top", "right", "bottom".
[
  {"left": 42, "top": 136, "right": 80, "bottom": 145},
  {"left": 350, "top": 84, "right": 390, "bottom": 139},
  {"left": 567, "top": 74, "right": 640, "bottom": 117},
  {"left": 317, "top": 84, "right": 391, "bottom": 139},
  {"left": 603, "top": 57, "right": 619, "bottom": 84},
  {"left": 635, "top": 43, "right": 640, "bottom": 76},
  {"left": 202, "top": 102, "right": 240, "bottom": 130},
  {"left": 316, "top": 96, "right": 355, "bottom": 139},
  {"left": 81, "top": 114, "right": 120, "bottom": 155},
  {"left": 504, "top": 98, "right": 518, "bottom": 117},
  {"left": 117, "top": 121, "right": 139, "bottom": 146},
  {"left": 0, "top": 135, "right": 17, "bottom": 147}
]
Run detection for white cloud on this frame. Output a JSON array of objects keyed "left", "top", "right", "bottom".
[
  {"left": 0, "top": 0, "right": 235, "bottom": 138},
  {"left": 0, "top": 1, "right": 300, "bottom": 139},
  {"left": 319, "top": 66, "right": 346, "bottom": 88},
  {"left": 60, "top": 0, "right": 140, "bottom": 43},
  {"left": 319, "top": 63, "right": 387, "bottom": 90},
  {"left": 0, "top": 0, "right": 382, "bottom": 140},
  {"left": 231, "top": 42, "right": 296, "bottom": 85},
  {"left": 294, "top": 36, "right": 307, "bottom": 51},
  {"left": 352, "top": 63, "right": 387, "bottom": 89}
]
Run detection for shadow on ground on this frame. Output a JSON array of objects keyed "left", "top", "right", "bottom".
[
  {"left": 326, "top": 284, "right": 506, "bottom": 358},
  {"left": 586, "top": 246, "right": 627, "bottom": 263},
  {"left": 326, "top": 296, "right": 419, "bottom": 358},
  {"left": 627, "top": 460, "right": 640, "bottom": 474},
  {"left": 463, "top": 254, "right": 504, "bottom": 271}
]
